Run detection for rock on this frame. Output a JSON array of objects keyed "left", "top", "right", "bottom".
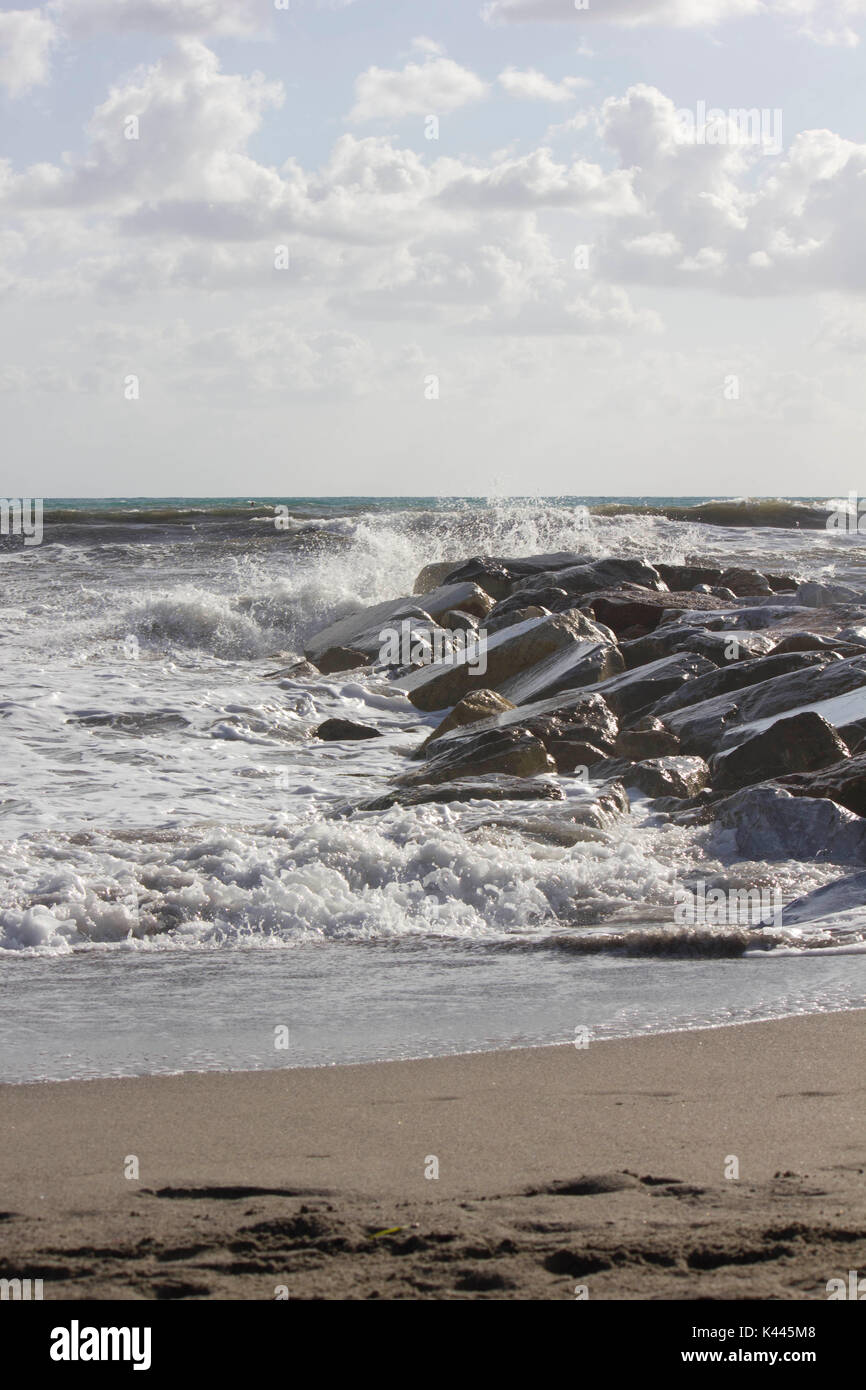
[
  {"left": 496, "top": 637, "right": 624, "bottom": 706},
  {"left": 710, "top": 587, "right": 737, "bottom": 601},
  {"left": 536, "top": 557, "right": 666, "bottom": 597},
  {"left": 443, "top": 553, "right": 592, "bottom": 600},
  {"left": 718, "top": 567, "right": 773, "bottom": 597},
  {"left": 796, "top": 580, "right": 864, "bottom": 607},
  {"left": 314, "top": 646, "right": 374, "bottom": 675},
  {"left": 393, "top": 611, "right": 610, "bottom": 712},
  {"left": 548, "top": 737, "right": 614, "bottom": 773},
  {"left": 775, "top": 752, "right": 866, "bottom": 818},
  {"left": 781, "top": 870, "right": 866, "bottom": 925},
  {"left": 488, "top": 588, "right": 570, "bottom": 623},
  {"left": 263, "top": 658, "right": 320, "bottom": 679},
  {"left": 620, "top": 626, "right": 774, "bottom": 670},
  {"left": 314, "top": 718, "right": 383, "bottom": 741},
  {"left": 397, "top": 726, "right": 555, "bottom": 786},
  {"left": 584, "top": 589, "right": 731, "bottom": 638},
  {"left": 441, "top": 609, "right": 479, "bottom": 632},
  {"left": 652, "top": 651, "right": 829, "bottom": 719},
  {"left": 663, "top": 654, "right": 866, "bottom": 757},
  {"left": 614, "top": 719, "right": 680, "bottom": 758},
  {"left": 413, "top": 562, "right": 460, "bottom": 595},
  {"left": 709, "top": 711, "right": 850, "bottom": 792},
  {"left": 708, "top": 786, "right": 866, "bottom": 865},
  {"left": 345, "top": 775, "right": 565, "bottom": 813},
  {"left": 656, "top": 564, "right": 723, "bottom": 591},
  {"left": 628, "top": 756, "right": 710, "bottom": 798},
  {"left": 585, "top": 652, "right": 717, "bottom": 723},
  {"left": 485, "top": 605, "right": 550, "bottom": 635},
  {"left": 304, "top": 583, "right": 494, "bottom": 663},
  {"left": 769, "top": 633, "right": 847, "bottom": 655},
  {"left": 418, "top": 689, "right": 516, "bottom": 754},
  {"left": 482, "top": 785, "right": 630, "bottom": 837},
  {"left": 427, "top": 689, "right": 620, "bottom": 761}
]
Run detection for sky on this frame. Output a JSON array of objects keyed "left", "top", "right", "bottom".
[{"left": 0, "top": 0, "right": 865, "bottom": 497}]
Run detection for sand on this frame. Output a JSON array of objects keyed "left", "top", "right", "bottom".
[{"left": 1, "top": 1012, "right": 864, "bottom": 1300}]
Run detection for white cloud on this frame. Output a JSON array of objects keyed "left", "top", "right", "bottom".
[
  {"left": 49, "top": 0, "right": 264, "bottom": 38},
  {"left": 483, "top": 0, "right": 866, "bottom": 44},
  {"left": 438, "top": 147, "right": 639, "bottom": 214},
  {"left": 498, "top": 66, "right": 589, "bottom": 101},
  {"left": 348, "top": 55, "right": 489, "bottom": 123},
  {"left": 0, "top": 10, "right": 57, "bottom": 97},
  {"left": 483, "top": 0, "right": 761, "bottom": 28}
]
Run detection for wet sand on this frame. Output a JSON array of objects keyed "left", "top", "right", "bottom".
[{"left": 1, "top": 1012, "right": 863, "bottom": 1299}]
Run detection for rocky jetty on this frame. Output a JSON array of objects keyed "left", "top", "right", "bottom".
[{"left": 302, "top": 550, "right": 866, "bottom": 864}]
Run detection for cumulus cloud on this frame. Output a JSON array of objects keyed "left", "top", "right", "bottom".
[
  {"left": 348, "top": 53, "right": 489, "bottom": 122},
  {"left": 482, "top": 0, "right": 866, "bottom": 44},
  {"left": 498, "top": 67, "right": 589, "bottom": 101},
  {"left": 0, "top": 10, "right": 58, "bottom": 96}
]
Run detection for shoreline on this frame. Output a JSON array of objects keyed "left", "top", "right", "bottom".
[
  {"left": 2, "top": 1011, "right": 863, "bottom": 1299},
  {"left": 2, "top": 1001, "right": 864, "bottom": 1089}
]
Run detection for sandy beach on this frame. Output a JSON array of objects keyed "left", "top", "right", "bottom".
[{"left": 1, "top": 1011, "right": 863, "bottom": 1300}]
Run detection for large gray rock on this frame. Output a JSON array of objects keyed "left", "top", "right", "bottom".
[
  {"left": 620, "top": 626, "right": 775, "bottom": 670},
  {"left": 709, "top": 711, "right": 849, "bottom": 792},
  {"left": 653, "top": 651, "right": 829, "bottom": 719},
  {"left": 418, "top": 688, "right": 516, "bottom": 754},
  {"left": 496, "top": 639, "right": 624, "bottom": 706},
  {"left": 776, "top": 751, "right": 866, "bottom": 818},
  {"left": 583, "top": 652, "right": 716, "bottom": 723},
  {"left": 796, "top": 580, "right": 864, "bottom": 607},
  {"left": 708, "top": 786, "right": 866, "bottom": 865},
  {"left": 428, "top": 689, "right": 619, "bottom": 759},
  {"left": 663, "top": 655, "right": 866, "bottom": 756},
  {"left": 593, "top": 755, "right": 709, "bottom": 798},
  {"left": 393, "top": 611, "right": 610, "bottom": 712},
  {"left": 397, "top": 726, "right": 555, "bottom": 787},
  {"left": 413, "top": 562, "right": 461, "bottom": 595},
  {"left": 304, "top": 583, "right": 493, "bottom": 663}
]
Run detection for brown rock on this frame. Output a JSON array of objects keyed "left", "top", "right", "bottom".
[
  {"left": 418, "top": 689, "right": 516, "bottom": 754},
  {"left": 710, "top": 711, "right": 850, "bottom": 792},
  {"left": 314, "top": 646, "right": 374, "bottom": 675}
]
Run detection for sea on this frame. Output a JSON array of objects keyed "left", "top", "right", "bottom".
[{"left": 1, "top": 496, "right": 864, "bottom": 1083}]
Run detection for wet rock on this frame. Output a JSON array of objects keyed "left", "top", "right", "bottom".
[
  {"left": 485, "top": 605, "right": 550, "bottom": 636},
  {"left": 709, "top": 587, "right": 737, "bottom": 601},
  {"left": 662, "top": 654, "right": 866, "bottom": 757},
  {"left": 656, "top": 564, "right": 723, "bottom": 591},
  {"left": 548, "top": 737, "right": 614, "bottom": 772},
  {"left": 652, "top": 651, "right": 829, "bottom": 719},
  {"left": 394, "top": 611, "right": 610, "bottom": 712},
  {"left": 441, "top": 609, "right": 479, "bottom": 633},
  {"left": 418, "top": 689, "right": 516, "bottom": 754},
  {"left": 263, "top": 658, "right": 320, "bottom": 679},
  {"left": 582, "top": 589, "right": 731, "bottom": 639},
  {"left": 443, "top": 553, "right": 592, "bottom": 600},
  {"left": 769, "top": 633, "right": 848, "bottom": 655},
  {"left": 413, "top": 562, "right": 461, "bottom": 595},
  {"left": 628, "top": 756, "right": 710, "bottom": 798},
  {"left": 315, "top": 718, "right": 383, "bottom": 741},
  {"left": 314, "top": 646, "right": 374, "bottom": 675},
  {"left": 346, "top": 775, "right": 565, "bottom": 813},
  {"left": 620, "top": 626, "right": 774, "bottom": 670},
  {"left": 709, "top": 711, "right": 849, "bottom": 792},
  {"left": 718, "top": 567, "right": 773, "bottom": 597},
  {"left": 796, "top": 580, "right": 864, "bottom": 607},
  {"left": 708, "top": 786, "right": 866, "bottom": 865},
  {"left": 397, "top": 727, "right": 555, "bottom": 786},
  {"left": 488, "top": 587, "right": 570, "bottom": 623},
  {"left": 586, "top": 652, "right": 716, "bottom": 723},
  {"left": 304, "top": 583, "right": 493, "bottom": 663},
  {"left": 540, "top": 557, "right": 666, "bottom": 597},
  {"left": 614, "top": 719, "right": 680, "bottom": 759},
  {"left": 496, "top": 637, "right": 624, "bottom": 706},
  {"left": 428, "top": 689, "right": 620, "bottom": 761},
  {"left": 775, "top": 752, "right": 866, "bottom": 818}
]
